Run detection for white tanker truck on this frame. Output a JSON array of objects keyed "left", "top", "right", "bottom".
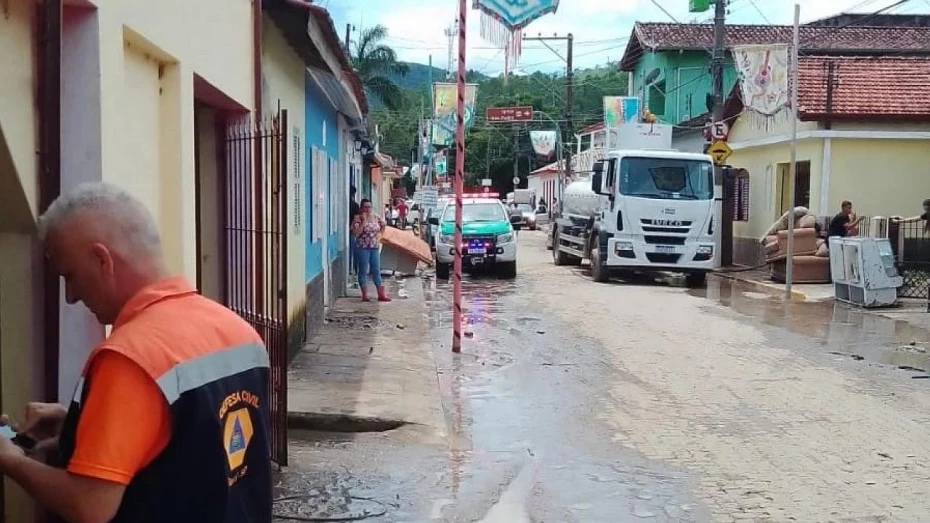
[{"left": 551, "top": 148, "right": 718, "bottom": 286}]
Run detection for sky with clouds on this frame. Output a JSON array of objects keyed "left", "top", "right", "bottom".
[{"left": 324, "top": 0, "right": 927, "bottom": 75}]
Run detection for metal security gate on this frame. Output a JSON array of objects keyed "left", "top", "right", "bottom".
[{"left": 224, "top": 110, "right": 289, "bottom": 465}]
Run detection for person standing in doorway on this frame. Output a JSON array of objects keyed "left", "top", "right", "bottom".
[
  {"left": 353, "top": 199, "right": 392, "bottom": 302},
  {"left": 349, "top": 186, "right": 360, "bottom": 275},
  {"left": 828, "top": 200, "right": 862, "bottom": 239}
]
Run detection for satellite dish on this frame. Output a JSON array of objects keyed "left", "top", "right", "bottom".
[{"left": 644, "top": 68, "right": 662, "bottom": 86}]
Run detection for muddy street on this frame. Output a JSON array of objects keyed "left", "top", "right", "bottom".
[{"left": 282, "top": 231, "right": 930, "bottom": 522}]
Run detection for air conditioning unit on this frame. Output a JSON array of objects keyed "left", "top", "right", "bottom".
[{"left": 829, "top": 236, "right": 902, "bottom": 307}]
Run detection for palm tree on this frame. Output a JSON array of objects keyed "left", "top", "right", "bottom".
[{"left": 351, "top": 25, "right": 410, "bottom": 111}]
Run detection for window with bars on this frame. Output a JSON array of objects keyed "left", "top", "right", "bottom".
[
  {"left": 293, "top": 130, "right": 302, "bottom": 235},
  {"left": 732, "top": 169, "right": 750, "bottom": 222}
]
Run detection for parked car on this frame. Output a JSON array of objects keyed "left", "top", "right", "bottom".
[
  {"left": 516, "top": 203, "right": 538, "bottom": 230},
  {"left": 424, "top": 198, "right": 452, "bottom": 250}
]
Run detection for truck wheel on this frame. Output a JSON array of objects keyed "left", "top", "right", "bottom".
[
  {"left": 591, "top": 245, "right": 610, "bottom": 283},
  {"left": 499, "top": 261, "right": 517, "bottom": 279},
  {"left": 436, "top": 263, "right": 450, "bottom": 280},
  {"left": 686, "top": 272, "right": 707, "bottom": 288},
  {"left": 553, "top": 230, "right": 569, "bottom": 265}
]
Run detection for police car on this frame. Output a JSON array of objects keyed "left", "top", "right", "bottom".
[{"left": 429, "top": 193, "right": 522, "bottom": 279}]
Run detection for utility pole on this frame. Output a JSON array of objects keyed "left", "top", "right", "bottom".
[
  {"left": 426, "top": 54, "right": 434, "bottom": 186},
  {"left": 709, "top": 0, "right": 729, "bottom": 267},
  {"left": 785, "top": 4, "right": 801, "bottom": 299},
  {"left": 522, "top": 33, "right": 574, "bottom": 200},
  {"left": 565, "top": 33, "right": 574, "bottom": 184},
  {"left": 513, "top": 130, "right": 519, "bottom": 189},
  {"left": 344, "top": 23, "right": 353, "bottom": 53},
  {"left": 710, "top": 0, "right": 727, "bottom": 125}
]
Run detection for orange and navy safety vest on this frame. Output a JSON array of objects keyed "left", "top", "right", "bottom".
[{"left": 56, "top": 277, "right": 272, "bottom": 522}]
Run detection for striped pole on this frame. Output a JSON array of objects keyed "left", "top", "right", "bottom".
[{"left": 452, "top": 0, "right": 467, "bottom": 353}]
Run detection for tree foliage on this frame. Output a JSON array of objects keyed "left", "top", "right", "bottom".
[
  {"left": 372, "top": 65, "right": 629, "bottom": 195},
  {"left": 351, "top": 25, "right": 410, "bottom": 111}
]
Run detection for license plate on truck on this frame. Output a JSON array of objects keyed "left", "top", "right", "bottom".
[
  {"left": 471, "top": 256, "right": 484, "bottom": 264},
  {"left": 468, "top": 247, "right": 486, "bottom": 254},
  {"left": 656, "top": 245, "right": 677, "bottom": 254}
]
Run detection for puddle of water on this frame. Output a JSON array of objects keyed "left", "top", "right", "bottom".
[
  {"left": 692, "top": 278, "right": 930, "bottom": 374},
  {"left": 424, "top": 274, "right": 705, "bottom": 521}
]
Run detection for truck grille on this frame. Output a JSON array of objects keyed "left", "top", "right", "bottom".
[
  {"left": 644, "top": 235, "right": 686, "bottom": 245},
  {"left": 641, "top": 219, "right": 692, "bottom": 234},
  {"left": 646, "top": 253, "right": 682, "bottom": 264}
]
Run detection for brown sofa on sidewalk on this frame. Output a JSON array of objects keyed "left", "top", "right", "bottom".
[{"left": 763, "top": 228, "right": 831, "bottom": 284}]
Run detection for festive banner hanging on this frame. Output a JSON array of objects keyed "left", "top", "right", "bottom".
[
  {"left": 603, "top": 96, "right": 641, "bottom": 127},
  {"left": 432, "top": 82, "right": 478, "bottom": 146},
  {"left": 732, "top": 44, "right": 790, "bottom": 129},
  {"left": 480, "top": 12, "right": 523, "bottom": 76},
  {"left": 530, "top": 130, "right": 557, "bottom": 157},
  {"left": 472, "top": 0, "right": 560, "bottom": 30},
  {"left": 435, "top": 152, "right": 448, "bottom": 175},
  {"left": 475, "top": 0, "right": 555, "bottom": 77}
]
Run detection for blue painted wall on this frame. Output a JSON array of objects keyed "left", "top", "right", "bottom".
[{"left": 304, "top": 75, "right": 340, "bottom": 281}]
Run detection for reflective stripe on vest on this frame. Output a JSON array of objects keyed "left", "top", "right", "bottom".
[
  {"left": 156, "top": 342, "right": 270, "bottom": 404},
  {"left": 67, "top": 342, "right": 269, "bottom": 406}
]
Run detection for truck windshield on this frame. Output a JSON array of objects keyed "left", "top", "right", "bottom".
[
  {"left": 618, "top": 157, "right": 714, "bottom": 200},
  {"left": 442, "top": 202, "right": 506, "bottom": 223}
]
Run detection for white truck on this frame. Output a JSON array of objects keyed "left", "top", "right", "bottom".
[{"left": 551, "top": 148, "right": 718, "bottom": 287}]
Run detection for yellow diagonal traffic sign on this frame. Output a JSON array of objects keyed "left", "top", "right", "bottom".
[{"left": 706, "top": 139, "right": 733, "bottom": 166}]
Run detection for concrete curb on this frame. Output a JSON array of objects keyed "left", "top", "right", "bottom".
[
  {"left": 712, "top": 271, "right": 812, "bottom": 301},
  {"left": 287, "top": 411, "right": 407, "bottom": 433}
]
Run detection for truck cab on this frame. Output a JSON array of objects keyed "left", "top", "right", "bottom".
[{"left": 553, "top": 148, "right": 717, "bottom": 287}]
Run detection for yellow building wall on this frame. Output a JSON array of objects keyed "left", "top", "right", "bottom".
[
  {"left": 0, "top": 234, "right": 43, "bottom": 523},
  {"left": 727, "top": 113, "right": 824, "bottom": 240},
  {"left": 92, "top": 0, "right": 254, "bottom": 281},
  {"left": 0, "top": 3, "right": 42, "bottom": 519},
  {"left": 262, "top": 18, "right": 307, "bottom": 316},
  {"left": 0, "top": 0, "right": 39, "bottom": 223},
  {"left": 729, "top": 140, "right": 824, "bottom": 240},
  {"left": 829, "top": 139, "right": 930, "bottom": 218}
]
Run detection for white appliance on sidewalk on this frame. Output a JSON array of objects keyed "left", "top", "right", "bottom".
[{"left": 829, "top": 236, "right": 902, "bottom": 307}]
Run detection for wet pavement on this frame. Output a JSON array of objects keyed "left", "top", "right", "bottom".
[
  {"left": 424, "top": 275, "right": 704, "bottom": 521},
  {"left": 281, "top": 231, "right": 930, "bottom": 522},
  {"left": 692, "top": 279, "right": 930, "bottom": 378}
]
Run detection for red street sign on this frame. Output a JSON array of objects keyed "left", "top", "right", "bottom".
[{"left": 486, "top": 106, "right": 534, "bottom": 123}]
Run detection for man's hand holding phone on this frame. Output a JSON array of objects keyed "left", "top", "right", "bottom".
[{"left": 0, "top": 402, "right": 68, "bottom": 458}]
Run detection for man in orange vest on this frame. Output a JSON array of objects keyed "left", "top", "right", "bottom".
[{"left": 0, "top": 182, "right": 272, "bottom": 522}]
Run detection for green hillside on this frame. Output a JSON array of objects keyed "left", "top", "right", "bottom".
[
  {"left": 389, "top": 62, "right": 490, "bottom": 91},
  {"left": 372, "top": 64, "right": 628, "bottom": 195}
]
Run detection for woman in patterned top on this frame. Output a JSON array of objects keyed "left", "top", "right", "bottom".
[{"left": 352, "top": 199, "right": 391, "bottom": 302}]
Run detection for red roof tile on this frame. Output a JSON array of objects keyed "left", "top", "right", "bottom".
[
  {"left": 578, "top": 121, "right": 605, "bottom": 134},
  {"left": 530, "top": 161, "right": 562, "bottom": 176},
  {"left": 620, "top": 22, "right": 930, "bottom": 70},
  {"left": 796, "top": 56, "right": 930, "bottom": 119}
]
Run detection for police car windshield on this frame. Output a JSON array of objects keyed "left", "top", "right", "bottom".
[
  {"left": 618, "top": 157, "right": 714, "bottom": 200},
  {"left": 442, "top": 202, "right": 506, "bottom": 223}
]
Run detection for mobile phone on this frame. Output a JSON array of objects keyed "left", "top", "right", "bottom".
[
  {"left": 0, "top": 426, "right": 36, "bottom": 450},
  {"left": 12, "top": 434, "right": 36, "bottom": 450}
]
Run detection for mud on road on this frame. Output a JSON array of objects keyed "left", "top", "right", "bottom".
[{"left": 282, "top": 231, "right": 930, "bottom": 522}]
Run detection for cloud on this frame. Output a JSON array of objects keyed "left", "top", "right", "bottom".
[{"left": 328, "top": 0, "right": 927, "bottom": 74}]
